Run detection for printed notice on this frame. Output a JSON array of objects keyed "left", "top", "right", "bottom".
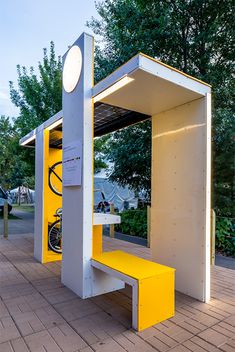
[{"left": 63, "top": 140, "right": 82, "bottom": 186}]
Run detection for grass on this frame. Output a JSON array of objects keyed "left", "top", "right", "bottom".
[
  {"left": 13, "top": 204, "right": 35, "bottom": 213},
  {"left": 0, "top": 204, "right": 34, "bottom": 220},
  {"left": 0, "top": 213, "right": 21, "bottom": 220}
]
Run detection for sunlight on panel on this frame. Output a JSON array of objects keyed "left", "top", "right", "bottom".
[
  {"left": 93, "top": 76, "right": 134, "bottom": 103},
  {"left": 153, "top": 123, "right": 205, "bottom": 139}
]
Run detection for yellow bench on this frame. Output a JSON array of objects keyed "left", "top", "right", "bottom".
[{"left": 92, "top": 250, "right": 175, "bottom": 331}]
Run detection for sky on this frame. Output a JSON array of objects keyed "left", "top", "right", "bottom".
[{"left": 0, "top": 0, "right": 99, "bottom": 118}]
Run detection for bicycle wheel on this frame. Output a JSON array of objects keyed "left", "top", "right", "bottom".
[
  {"left": 48, "top": 219, "right": 62, "bottom": 253},
  {"left": 49, "top": 161, "right": 62, "bottom": 196}
]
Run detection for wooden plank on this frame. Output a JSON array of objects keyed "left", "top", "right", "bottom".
[{"left": 3, "top": 201, "right": 8, "bottom": 239}]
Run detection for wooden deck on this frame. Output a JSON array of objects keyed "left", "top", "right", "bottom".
[{"left": 0, "top": 234, "right": 234, "bottom": 351}]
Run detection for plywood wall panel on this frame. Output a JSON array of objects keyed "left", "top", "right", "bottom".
[{"left": 151, "top": 97, "right": 211, "bottom": 302}]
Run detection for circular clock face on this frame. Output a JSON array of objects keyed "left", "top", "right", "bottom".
[{"left": 63, "top": 45, "right": 82, "bottom": 93}]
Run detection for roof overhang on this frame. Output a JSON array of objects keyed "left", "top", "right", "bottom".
[
  {"left": 92, "top": 53, "right": 211, "bottom": 116},
  {"left": 20, "top": 53, "right": 211, "bottom": 148},
  {"left": 19, "top": 111, "right": 63, "bottom": 147}
]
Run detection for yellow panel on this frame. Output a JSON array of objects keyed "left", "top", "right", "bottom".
[
  {"left": 92, "top": 225, "right": 103, "bottom": 257},
  {"left": 92, "top": 251, "right": 175, "bottom": 280},
  {"left": 47, "top": 147, "right": 63, "bottom": 224},
  {"left": 43, "top": 252, "right": 62, "bottom": 263},
  {"left": 138, "top": 271, "right": 175, "bottom": 331},
  {"left": 43, "top": 129, "right": 62, "bottom": 263}
]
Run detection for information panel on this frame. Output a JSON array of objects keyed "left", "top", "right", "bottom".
[{"left": 63, "top": 140, "right": 82, "bottom": 186}]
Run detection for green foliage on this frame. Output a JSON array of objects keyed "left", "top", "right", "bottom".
[
  {"left": 5, "top": 42, "right": 62, "bottom": 190},
  {"left": 22, "top": 176, "right": 35, "bottom": 189},
  {"left": 10, "top": 42, "right": 62, "bottom": 136},
  {"left": 213, "top": 108, "right": 235, "bottom": 217},
  {"left": 0, "top": 116, "right": 20, "bottom": 188},
  {"left": 88, "top": 0, "right": 234, "bottom": 83},
  {"left": 216, "top": 217, "right": 235, "bottom": 257},
  {"left": 7, "top": 41, "right": 108, "bottom": 187},
  {"left": 115, "top": 208, "right": 147, "bottom": 238},
  {"left": 5, "top": 1, "right": 234, "bottom": 221},
  {"left": 107, "top": 120, "right": 151, "bottom": 198},
  {"left": 94, "top": 135, "right": 109, "bottom": 173},
  {"left": 88, "top": 0, "right": 235, "bottom": 214}
]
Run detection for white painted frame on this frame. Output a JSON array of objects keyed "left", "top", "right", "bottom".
[
  {"left": 93, "top": 54, "right": 210, "bottom": 100},
  {"left": 19, "top": 110, "right": 62, "bottom": 146},
  {"left": 151, "top": 96, "right": 211, "bottom": 302},
  {"left": 20, "top": 36, "right": 211, "bottom": 304},
  {"left": 33, "top": 130, "right": 45, "bottom": 262},
  {"left": 91, "top": 259, "right": 138, "bottom": 330},
  {"left": 61, "top": 33, "right": 124, "bottom": 298}
]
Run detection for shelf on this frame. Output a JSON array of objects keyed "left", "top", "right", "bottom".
[{"left": 93, "top": 213, "right": 121, "bottom": 225}]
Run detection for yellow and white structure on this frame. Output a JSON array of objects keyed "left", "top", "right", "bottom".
[{"left": 20, "top": 32, "right": 211, "bottom": 330}]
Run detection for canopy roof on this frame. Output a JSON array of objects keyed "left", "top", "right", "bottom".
[{"left": 20, "top": 53, "right": 210, "bottom": 148}]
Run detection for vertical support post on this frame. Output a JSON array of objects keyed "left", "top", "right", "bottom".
[
  {"left": 211, "top": 209, "right": 216, "bottom": 265},
  {"left": 110, "top": 203, "right": 115, "bottom": 238},
  {"left": 42, "top": 129, "right": 49, "bottom": 262},
  {"left": 147, "top": 205, "right": 151, "bottom": 248},
  {"left": 3, "top": 200, "right": 8, "bottom": 239},
  {"left": 205, "top": 92, "right": 212, "bottom": 302},
  {"left": 62, "top": 32, "right": 124, "bottom": 298},
  {"left": 34, "top": 127, "right": 63, "bottom": 263},
  {"left": 151, "top": 96, "right": 211, "bottom": 302},
  {"left": 61, "top": 33, "right": 94, "bottom": 298},
  {"left": 18, "top": 186, "right": 21, "bottom": 206},
  {"left": 34, "top": 129, "right": 45, "bottom": 262}
]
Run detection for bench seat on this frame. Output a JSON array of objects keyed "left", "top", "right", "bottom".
[{"left": 92, "top": 250, "right": 175, "bottom": 331}]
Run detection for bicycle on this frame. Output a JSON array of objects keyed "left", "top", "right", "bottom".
[
  {"left": 48, "top": 208, "right": 62, "bottom": 253},
  {"left": 48, "top": 190, "right": 111, "bottom": 253},
  {"left": 95, "top": 190, "right": 110, "bottom": 213},
  {"left": 49, "top": 161, "right": 62, "bottom": 196}
]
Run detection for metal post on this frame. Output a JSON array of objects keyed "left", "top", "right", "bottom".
[
  {"left": 18, "top": 186, "right": 21, "bottom": 206},
  {"left": 147, "top": 205, "right": 151, "bottom": 248},
  {"left": 110, "top": 203, "right": 115, "bottom": 238},
  {"left": 3, "top": 201, "right": 8, "bottom": 239},
  {"left": 211, "top": 209, "right": 216, "bottom": 265}
]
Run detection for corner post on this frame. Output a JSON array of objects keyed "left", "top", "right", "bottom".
[{"left": 61, "top": 33, "right": 94, "bottom": 298}]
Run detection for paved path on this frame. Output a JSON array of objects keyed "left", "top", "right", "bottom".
[
  {"left": 1, "top": 208, "right": 235, "bottom": 271},
  {"left": 0, "top": 207, "right": 34, "bottom": 235},
  {"left": 215, "top": 254, "right": 235, "bottom": 270},
  {"left": 0, "top": 234, "right": 234, "bottom": 351}
]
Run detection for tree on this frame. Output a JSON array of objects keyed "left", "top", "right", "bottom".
[
  {"left": 107, "top": 121, "right": 151, "bottom": 198},
  {"left": 0, "top": 116, "right": 18, "bottom": 188},
  {"left": 10, "top": 42, "right": 62, "bottom": 137},
  {"left": 9, "top": 41, "right": 108, "bottom": 187},
  {"left": 0, "top": 115, "right": 36, "bottom": 189},
  {"left": 8, "top": 42, "right": 62, "bottom": 188},
  {"left": 88, "top": 0, "right": 235, "bottom": 214},
  {"left": 94, "top": 136, "right": 109, "bottom": 172},
  {"left": 213, "top": 108, "right": 235, "bottom": 216},
  {"left": 0, "top": 115, "right": 14, "bottom": 188}
]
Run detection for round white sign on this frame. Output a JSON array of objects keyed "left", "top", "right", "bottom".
[{"left": 63, "top": 45, "right": 82, "bottom": 93}]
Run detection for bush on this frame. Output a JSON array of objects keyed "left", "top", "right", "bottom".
[
  {"left": 216, "top": 217, "right": 235, "bottom": 257},
  {"left": 116, "top": 210, "right": 235, "bottom": 256},
  {"left": 115, "top": 208, "right": 147, "bottom": 238}
]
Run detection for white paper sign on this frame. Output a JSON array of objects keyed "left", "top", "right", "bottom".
[{"left": 63, "top": 140, "right": 82, "bottom": 186}]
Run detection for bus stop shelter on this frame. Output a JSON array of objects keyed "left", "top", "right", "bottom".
[{"left": 20, "top": 32, "right": 211, "bottom": 330}]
